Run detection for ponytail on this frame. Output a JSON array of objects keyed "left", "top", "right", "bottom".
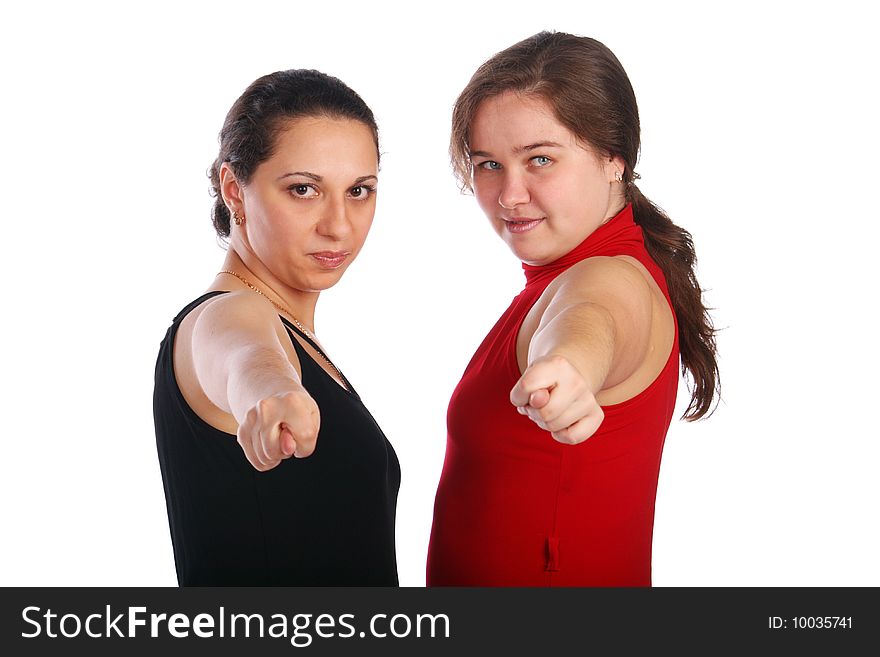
[{"left": 629, "top": 186, "right": 719, "bottom": 419}]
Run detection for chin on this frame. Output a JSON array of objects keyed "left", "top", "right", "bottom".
[
  {"left": 304, "top": 278, "right": 341, "bottom": 294},
  {"left": 317, "top": 268, "right": 353, "bottom": 289},
  {"left": 505, "top": 241, "right": 552, "bottom": 266}
]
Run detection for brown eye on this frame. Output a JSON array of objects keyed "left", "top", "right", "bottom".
[
  {"left": 289, "top": 184, "right": 319, "bottom": 198},
  {"left": 349, "top": 185, "right": 375, "bottom": 199}
]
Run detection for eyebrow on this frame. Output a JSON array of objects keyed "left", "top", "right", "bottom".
[
  {"left": 469, "top": 141, "right": 565, "bottom": 159},
  {"left": 278, "top": 171, "right": 322, "bottom": 182},
  {"left": 516, "top": 141, "right": 564, "bottom": 153},
  {"left": 277, "top": 172, "right": 378, "bottom": 184}
]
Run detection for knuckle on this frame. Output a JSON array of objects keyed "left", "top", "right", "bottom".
[
  {"left": 279, "top": 389, "right": 302, "bottom": 406},
  {"left": 547, "top": 418, "right": 566, "bottom": 432},
  {"left": 552, "top": 429, "right": 571, "bottom": 444},
  {"left": 555, "top": 425, "right": 586, "bottom": 444},
  {"left": 244, "top": 406, "right": 259, "bottom": 424}
]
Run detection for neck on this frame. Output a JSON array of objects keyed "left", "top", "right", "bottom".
[
  {"left": 214, "top": 249, "right": 320, "bottom": 332},
  {"left": 602, "top": 195, "right": 627, "bottom": 224}
]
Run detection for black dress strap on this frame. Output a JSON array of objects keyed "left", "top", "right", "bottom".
[
  {"left": 280, "top": 317, "right": 357, "bottom": 397},
  {"left": 171, "top": 290, "right": 228, "bottom": 323}
]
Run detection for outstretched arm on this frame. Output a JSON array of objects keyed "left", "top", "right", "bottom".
[
  {"left": 191, "top": 292, "right": 320, "bottom": 470},
  {"left": 510, "top": 256, "right": 654, "bottom": 444}
]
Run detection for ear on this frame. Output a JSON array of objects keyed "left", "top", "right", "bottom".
[
  {"left": 219, "top": 162, "right": 245, "bottom": 213},
  {"left": 606, "top": 154, "right": 627, "bottom": 182}
]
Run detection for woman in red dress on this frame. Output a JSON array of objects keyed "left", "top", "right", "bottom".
[{"left": 427, "top": 32, "right": 720, "bottom": 586}]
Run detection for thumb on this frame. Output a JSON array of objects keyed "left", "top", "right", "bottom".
[
  {"left": 279, "top": 424, "right": 296, "bottom": 457},
  {"left": 510, "top": 360, "right": 557, "bottom": 407},
  {"left": 528, "top": 388, "right": 551, "bottom": 409}
]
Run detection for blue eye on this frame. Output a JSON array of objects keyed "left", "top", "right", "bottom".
[
  {"left": 477, "top": 161, "right": 502, "bottom": 170},
  {"left": 530, "top": 156, "right": 552, "bottom": 167}
]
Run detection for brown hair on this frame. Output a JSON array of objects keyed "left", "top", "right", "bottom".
[
  {"left": 209, "top": 69, "right": 380, "bottom": 238},
  {"left": 451, "top": 31, "right": 719, "bottom": 420}
]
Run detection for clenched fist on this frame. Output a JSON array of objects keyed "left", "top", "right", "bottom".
[
  {"left": 237, "top": 388, "right": 320, "bottom": 471},
  {"left": 510, "top": 355, "right": 604, "bottom": 445}
]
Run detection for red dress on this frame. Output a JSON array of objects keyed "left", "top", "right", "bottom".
[{"left": 427, "top": 204, "right": 679, "bottom": 586}]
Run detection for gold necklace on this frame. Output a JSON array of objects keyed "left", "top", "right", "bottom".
[{"left": 217, "top": 270, "right": 350, "bottom": 391}]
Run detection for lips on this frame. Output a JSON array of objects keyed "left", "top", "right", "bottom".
[
  {"left": 309, "top": 251, "right": 350, "bottom": 269},
  {"left": 503, "top": 217, "right": 545, "bottom": 234}
]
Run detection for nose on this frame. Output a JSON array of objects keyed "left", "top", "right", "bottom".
[
  {"left": 316, "top": 195, "right": 351, "bottom": 240},
  {"left": 498, "top": 172, "right": 530, "bottom": 210}
]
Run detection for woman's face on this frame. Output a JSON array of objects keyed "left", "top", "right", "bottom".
[
  {"left": 469, "top": 92, "right": 624, "bottom": 266},
  {"left": 233, "top": 116, "right": 379, "bottom": 292}
]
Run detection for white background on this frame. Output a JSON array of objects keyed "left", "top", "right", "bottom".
[{"left": 1, "top": 0, "right": 877, "bottom": 587}]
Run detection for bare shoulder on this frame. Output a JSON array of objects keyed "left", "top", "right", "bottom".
[
  {"left": 517, "top": 256, "right": 659, "bottom": 374},
  {"left": 530, "top": 256, "right": 674, "bottom": 403},
  {"left": 190, "top": 289, "right": 283, "bottom": 334},
  {"left": 173, "top": 290, "right": 300, "bottom": 434},
  {"left": 185, "top": 289, "right": 299, "bottom": 371},
  {"left": 545, "top": 256, "right": 654, "bottom": 314},
  {"left": 175, "top": 289, "right": 286, "bottom": 364}
]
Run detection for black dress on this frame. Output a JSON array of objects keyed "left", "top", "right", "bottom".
[{"left": 153, "top": 292, "right": 400, "bottom": 586}]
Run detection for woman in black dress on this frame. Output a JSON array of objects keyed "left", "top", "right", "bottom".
[{"left": 153, "top": 70, "right": 399, "bottom": 586}]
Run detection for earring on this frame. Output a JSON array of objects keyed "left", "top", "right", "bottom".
[
  {"left": 614, "top": 171, "right": 623, "bottom": 183},
  {"left": 232, "top": 210, "right": 244, "bottom": 226}
]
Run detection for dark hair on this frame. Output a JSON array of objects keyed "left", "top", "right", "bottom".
[
  {"left": 451, "top": 31, "right": 719, "bottom": 420},
  {"left": 209, "top": 69, "right": 380, "bottom": 237}
]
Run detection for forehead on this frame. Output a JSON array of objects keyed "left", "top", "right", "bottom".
[
  {"left": 469, "top": 93, "right": 577, "bottom": 151},
  {"left": 263, "top": 116, "right": 378, "bottom": 175}
]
